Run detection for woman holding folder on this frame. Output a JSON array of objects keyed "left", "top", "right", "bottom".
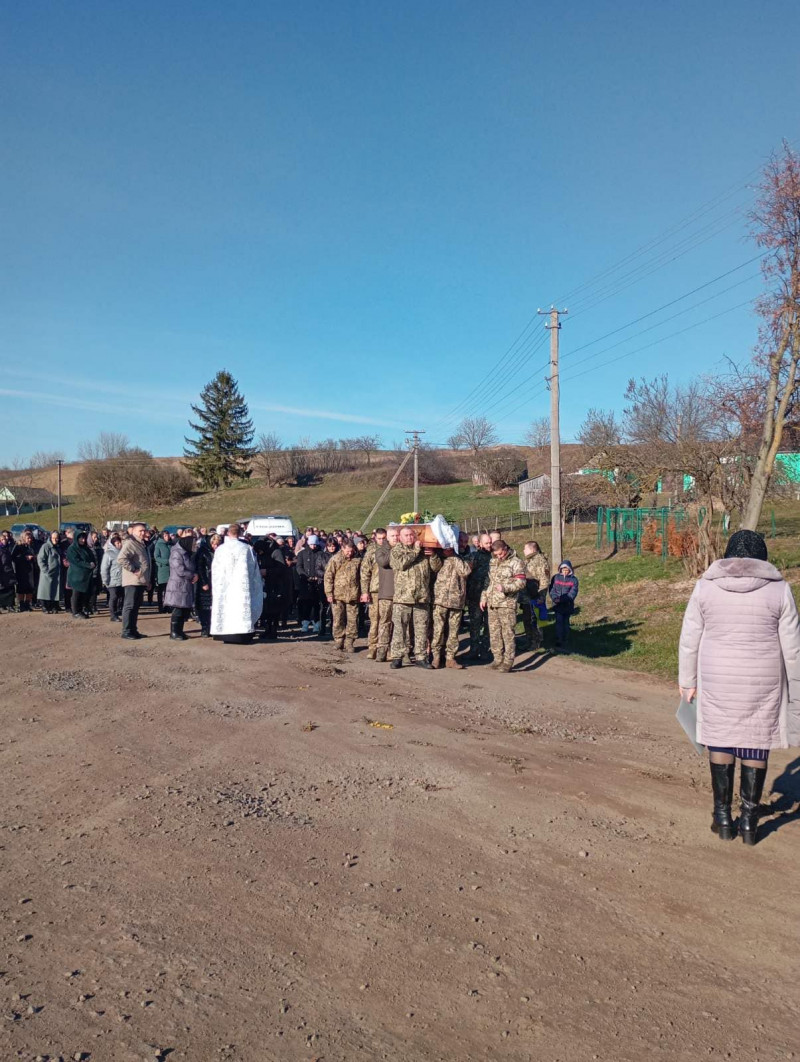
[{"left": 679, "top": 529, "right": 800, "bottom": 845}]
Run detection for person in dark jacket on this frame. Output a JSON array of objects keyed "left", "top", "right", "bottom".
[
  {"left": 37, "top": 531, "right": 64, "bottom": 613},
  {"left": 65, "top": 532, "right": 97, "bottom": 619},
  {"left": 549, "top": 560, "right": 579, "bottom": 652},
  {"left": 164, "top": 528, "right": 198, "bottom": 640},
  {"left": 86, "top": 531, "right": 105, "bottom": 614},
  {"left": 12, "top": 530, "right": 38, "bottom": 612},
  {"left": 195, "top": 535, "right": 218, "bottom": 637},
  {"left": 0, "top": 531, "right": 17, "bottom": 611},
  {"left": 154, "top": 531, "right": 172, "bottom": 612},
  {"left": 318, "top": 538, "right": 339, "bottom": 637},
  {"left": 296, "top": 535, "right": 326, "bottom": 633}
]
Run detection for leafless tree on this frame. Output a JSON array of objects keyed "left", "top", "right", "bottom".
[
  {"left": 354, "top": 434, "right": 382, "bottom": 467},
  {"left": 740, "top": 141, "right": 800, "bottom": 529},
  {"left": 78, "top": 432, "right": 130, "bottom": 461},
  {"left": 577, "top": 408, "right": 623, "bottom": 453},
  {"left": 78, "top": 448, "right": 193, "bottom": 507},
  {"left": 524, "top": 416, "right": 550, "bottom": 450},
  {"left": 29, "top": 450, "right": 65, "bottom": 469},
  {"left": 253, "top": 431, "right": 283, "bottom": 488},
  {"left": 447, "top": 416, "right": 498, "bottom": 455}
]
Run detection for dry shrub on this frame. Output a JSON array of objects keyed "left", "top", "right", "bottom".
[{"left": 78, "top": 449, "right": 194, "bottom": 508}]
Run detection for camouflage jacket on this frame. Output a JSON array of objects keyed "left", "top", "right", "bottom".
[
  {"left": 521, "top": 551, "right": 550, "bottom": 601},
  {"left": 480, "top": 549, "right": 526, "bottom": 609},
  {"left": 359, "top": 542, "right": 380, "bottom": 596},
  {"left": 466, "top": 548, "right": 492, "bottom": 602},
  {"left": 433, "top": 553, "right": 473, "bottom": 610},
  {"left": 390, "top": 543, "right": 442, "bottom": 605},
  {"left": 323, "top": 552, "right": 362, "bottom": 603}
]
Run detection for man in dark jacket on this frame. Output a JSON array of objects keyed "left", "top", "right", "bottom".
[
  {"left": 373, "top": 526, "right": 397, "bottom": 662},
  {"left": 296, "top": 535, "right": 325, "bottom": 633},
  {"left": 154, "top": 531, "right": 172, "bottom": 612}
]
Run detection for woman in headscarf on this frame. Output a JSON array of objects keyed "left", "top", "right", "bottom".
[
  {"left": 65, "top": 531, "right": 97, "bottom": 620},
  {"left": 37, "top": 530, "right": 64, "bottom": 613},
  {"left": 164, "top": 527, "right": 198, "bottom": 640},
  {"left": 11, "top": 530, "right": 38, "bottom": 612},
  {"left": 679, "top": 529, "right": 800, "bottom": 845}
]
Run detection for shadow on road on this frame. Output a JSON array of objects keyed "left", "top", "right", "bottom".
[{"left": 759, "top": 755, "right": 800, "bottom": 843}]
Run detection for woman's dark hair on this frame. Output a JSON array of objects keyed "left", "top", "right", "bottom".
[{"left": 724, "top": 529, "right": 768, "bottom": 561}]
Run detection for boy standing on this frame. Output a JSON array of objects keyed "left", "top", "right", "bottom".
[{"left": 549, "top": 560, "right": 579, "bottom": 652}]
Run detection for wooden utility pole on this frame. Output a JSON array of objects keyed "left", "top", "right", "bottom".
[
  {"left": 405, "top": 430, "right": 425, "bottom": 514},
  {"left": 57, "top": 459, "right": 63, "bottom": 529},
  {"left": 538, "top": 307, "right": 568, "bottom": 567}
]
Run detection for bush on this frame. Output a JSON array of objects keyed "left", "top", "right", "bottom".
[{"left": 78, "top": 449, "right": 194, "bottom": 508}]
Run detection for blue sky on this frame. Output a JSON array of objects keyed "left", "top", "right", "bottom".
[{"left": 1, "top": 0, "right": 798, "bottom": 463}]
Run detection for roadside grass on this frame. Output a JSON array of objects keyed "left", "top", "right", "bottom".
[{"left": 53, "top": 477, "right": 525, "bottom": 535}]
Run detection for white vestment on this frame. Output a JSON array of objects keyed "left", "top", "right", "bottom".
[{"left": 210, "top": 537, "right": 263, "bottom": 636}]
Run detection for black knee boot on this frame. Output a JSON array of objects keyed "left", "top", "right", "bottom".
[
  {"left": 170, "top": 611, "right": 188, "bottom": 641},
  {"left": 709, "top": 762, "right": 736, "bottom": 840},
  {"left": 739, "top": 765, "right": 767, "bottom": 846}
]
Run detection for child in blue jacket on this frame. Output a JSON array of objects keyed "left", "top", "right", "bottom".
[{"left": 549, "top": 559, "right": 579, "bottom": 651}]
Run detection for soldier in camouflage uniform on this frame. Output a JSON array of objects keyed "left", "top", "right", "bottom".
[
  {"left": 389, "top": 525, "right": 442, "bottom": 669},
  {"left": 480, "top": 539, "right": 526, "bottom": 672},
  {"left": 359, "top": 528, "right": 386, "bottom": 660},
  {"left": 520, "top": 540, "right": 550, "bottom": 649},
  {"left": 323, "top": 540, "right": 362, "bottom": 652},
  {"left": 431, "top": 533, "right": 473, "bottom": 669},
  {"left": 374, "top": 526, "right": 398, "bottom": 661},
  {"left": 466, "top": 532, "right": 492, "bottom": 660}
]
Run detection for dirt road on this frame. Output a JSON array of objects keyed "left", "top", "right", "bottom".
[{"left": 1, "top": 608, "right": 798, "bottom": 1062}]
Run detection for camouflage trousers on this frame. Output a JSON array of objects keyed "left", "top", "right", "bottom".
[
  {"left": 373, "top": 598, "right": 394, "bottom": 654},
  {"left": 520, "top": 595, "right": 544, "bottom": 647},
  {"left": 467, "top": 599, "right": 489, "bottom": 656},
  {"left": 390, "top": 603, "right": 430, "bottom": 662},
  {"left": 332, "top": 602, "right": 359, "bottom": 648},
  {"left": 487, "top": 606, "right": 517, "bottom": 666},
  {"left": 432, "top": 605, "right": 463, "bottom": 661}
]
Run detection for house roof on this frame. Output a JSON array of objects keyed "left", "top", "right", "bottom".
[{"left": 4, "top": 485, "right": 58, "bottom": 503}]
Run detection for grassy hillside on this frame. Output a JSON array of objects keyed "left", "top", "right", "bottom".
[{"left": 52, "top": 476, "right": 524, "bottom": 533}]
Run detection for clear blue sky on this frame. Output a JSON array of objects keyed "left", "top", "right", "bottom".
[{"left": 1, "top": 0, "right": 798, "bottom": 463}]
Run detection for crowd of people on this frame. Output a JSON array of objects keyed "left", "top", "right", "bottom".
[{"left": 0, "top": 521, "right": 580, "bottom": 667}]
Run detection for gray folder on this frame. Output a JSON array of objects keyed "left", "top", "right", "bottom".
[{"left": 676, "top": 697, "right": 705, "bottom": 755}]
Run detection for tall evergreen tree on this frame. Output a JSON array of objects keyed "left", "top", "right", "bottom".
[{"left": 184, "top": 370, "right": 256, "bottom": 490}]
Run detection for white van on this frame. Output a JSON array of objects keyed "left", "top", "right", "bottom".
[{"left": 246, "top": 514, "right": 298, "bottom": 539}]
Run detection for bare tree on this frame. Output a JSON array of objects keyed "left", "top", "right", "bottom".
[
  {"left": 524, "top": 416, "right": 550, "bottom": 450},
  {"left": 473, "top": 449, "right": 526, "bottom": 491},
  {"left": 624, "top": 375, "right": 708, "bottom": 446},
  {"left": 354, "top": 434, "right": 382, "bottom": 467},
  {"left": 253, "top": 431, "right": 283, "bottom": 488},
  {"left": 78, "top": 432, "right": 130, "bottom": 461},
  {"left": 78, "top": 448, "right": 193, "bottom": 507},
  {"left": 741, "top": 141, "right": 800, "bottom": 529},
  {"left": 447, "top": 416, "right": 498, "bottom": 455},
  {"left": 29, "top": 450, "right": 65, "bottom": 469},
  {"left": 577, "top": 408, "right": 623, "bottom": 453}
]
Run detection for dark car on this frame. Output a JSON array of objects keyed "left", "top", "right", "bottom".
[
  {"left": 9, "top": 522, "right": 49, "bottom": 542},
  {"left": 59, "top": 521, "right": 95, "bottom": 536}
]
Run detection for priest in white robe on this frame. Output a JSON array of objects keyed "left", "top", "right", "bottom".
[{"left": 210, "top": 525, "right": 263, "bottom": 641}]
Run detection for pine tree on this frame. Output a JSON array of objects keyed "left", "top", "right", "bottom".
[{"left": 183, "top": 370, "right": 256, "bottom": 490}]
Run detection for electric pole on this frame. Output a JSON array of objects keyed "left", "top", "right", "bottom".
[
  {"left": 538, "top": 307, "right": 568, "bottom": 567},
  {"left": 405, "top": 430, "right": 425, "bottom": 514},
  {"left": 57, "top": 459, "right": 63, "bottom": 529}
]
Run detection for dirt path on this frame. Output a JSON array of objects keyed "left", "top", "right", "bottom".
[{"left": 1, "top": 608, "right": 798, "bottom": 1062}]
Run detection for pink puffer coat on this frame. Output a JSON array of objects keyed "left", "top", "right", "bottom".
[{"left": 679, "top": 558, "right": 800, "bottom": 748}]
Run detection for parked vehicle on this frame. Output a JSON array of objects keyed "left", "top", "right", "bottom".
[
  {"left": 10, "top": 522, "right": 49, "bottom": 542},
  {"left": 59, "top": 521, "right": 95, "bottom": 536},
  {"left": 162, "top": 524, "right": 193, "bottom": 536},
  {"left": 246, "top": 514, "right": 297, "bottom": 538}
]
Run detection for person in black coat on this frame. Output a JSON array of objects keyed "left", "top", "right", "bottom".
[
  {"left": 195, "top": 535, "right": 217, "bottom": 637},
  {"left": 86, "top": 531, "right": 105, "bottom": 614},
  {"left": 0, "top": 531, "right": 18, "bottom": 611},
  {"left": 12, "top": 530, "right": 38, "bottom": 612},
  {"left": 296, "top": 536, "right": 326, "bottom": 632}
]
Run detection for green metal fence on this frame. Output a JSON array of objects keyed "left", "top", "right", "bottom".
[{"left": 597, "top": 507, "right": 687, "bottom": 557}]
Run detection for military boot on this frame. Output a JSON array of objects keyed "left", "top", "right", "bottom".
[{"left": 376, "top": 648, "right": 387, "bottom": 663}]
